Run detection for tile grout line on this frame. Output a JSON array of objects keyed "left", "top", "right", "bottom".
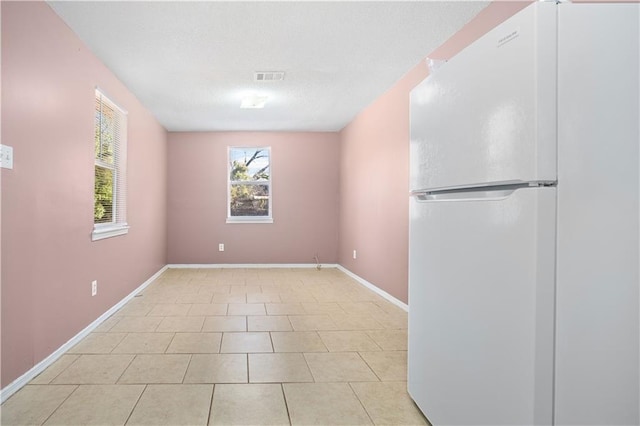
[
  {"left": 206, "top": 383, "right": 216, "bottom": 425},
  {"left": 280, "top": 383, "right": 293, "bottom": 426},
  {"left": 114, "top": 354, "right": 139, "bottom": 385},
  {"left": 181, "top": 354, "right": 194, "bottom": 384},
  {"left": 356, "top": 351, "right": 383, "bottom": 382},
  {"left": 348, "top": 381, "right": 376, "bottom": 426},
  {"left": 123, "top": 383, "right": 148, "bottom": 425},
  {"left": 37, "top": 384, "right": 79, "bottom": 425}
]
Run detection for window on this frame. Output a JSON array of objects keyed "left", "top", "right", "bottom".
[
  {"left": 227, "top": 147, "right": 272, "bottom": 223},
  {"left": 92, "top": 89, "right": 129, "bottom": 240}
]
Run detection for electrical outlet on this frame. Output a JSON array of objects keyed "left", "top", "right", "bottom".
[
  {"left": 0, "top": 144, "right": 14, "bottom": 169},
  {"left": 353, "top": 250, "right": 357, "bottom": 259},
  {"left": 219, "top": 243, "right": 225, "bottom": 252},
  {"left": 91, "top": 280, "right": 97, "bottom": 296}
]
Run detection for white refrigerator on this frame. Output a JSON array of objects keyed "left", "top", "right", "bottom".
[{"left": 408, "top": 2, "right": 639, "bottom": 425}]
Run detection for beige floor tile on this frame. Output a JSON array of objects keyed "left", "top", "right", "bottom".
[
  {"left": 283, "top": 383, "right": 372, "bottom": 425},
  {"left": 309, "top": 291, "right": 344, "bottom": 303},
  {"left": 350, "top": 382, "right": 428, "bottom": 425},
  {"left": 338, "top": 302, "right": 388, "bottom": 317},
  {"left": 126, "top": 384, "right": 213, "bottom": 425},
  {"left": 155, "top": 316, "right": 204, "bottom": 332},
  {"left": 230, "top": 285, "right": 262, "bottom": 295},
  {"left": 246, "top": 293, "right": 282, "bottom": 303},
  {"left": 188, "top": 303, "right": 228, "bottom": 316},
  {"left": 118, "top": 354, "right": 191, "bottom": 384},
  {"left": 68, "top": 333, "right": 127, "bottom": 354},
  {"left": 93, "top": 316, "right": 121, "bottom": 332},
  {"left": 346, "top": 289, "right": 384, "bottom": 302},
  {"left": 0, "top": 385, "right": 77, "bottom": 426},
  {"left": 301, "top": 302, "right": 346, "bottom": 315},
  {"left": 360, "top": 351, "right": 407, "bottom": 381},
  {"left": 198, "top": 284, "right": 231, "bottom": 295},
  {"left": 137, "top": 292, "right": 178, "bottom": 304},
  {"left": 377, "top": 311, "right": 408, "bottom": 330},
  {"left": 212, "top": 294, "right": 246, "bottom": 304},
  {"left": 220, "top": 332, "right": 273, "bottom": 353},
  {"left": 248, "top": 316, "right": 292, "bottom": 332},
  {"left": 366, "top": 330, "right": 408, "bottom": 351},
  {"left": 111, "top": 332, "right": 174, "bottom": 354},
  {"left": 52, "top": 355, "right": 134, "bottom": 384},
  {"left": 183, "top": 354, "right": 248, "bottom": 383},
  {"left": 166, "top": 332, "right": 222, "bottom": 353},
  {"left": 304, "top": 352, "right": 378, "bottom": 382},
  {"left": 109, "top": 317, "right": 162, "bottom": 333},
  {"left": 30, "top": 355, "right": 80, "bottom": 384},
  {"left": 228, "top": 303, "right": 266, "bottom": 316},
  {"left": 147, "top": 303, "right": 191, "bottom": 316},
  {"left": 265, "top": 303, "right": 306, "bottom": 315},
  {"left": 318, "top": 331, "right": 382, "bottom": 352},
  {"left": 288, "top": 315, "right": 339, "bottom": 331},
  {"left": 176, "top": 292, "right": 213, "bottom": 304},
  {"left": 271, "top": 331, "right": 328, "bottom": 353},
  {"left": 43, "top": 384, "right": 145, "bottom": 425},
  {"left": 202, "top": 316, "right": 246, "bottom": 332},
  {"left": 114, "top": 303, "right": 153, "bottom": 317},
  {"left": 248, "top": 353, "right": 313, "bottom": 383},
  {"left": 330, "top": 314, "right": 385, "bottom": 330},
  {"left": 279, "top": 292, "right": 317, "bottom": 302},
  {"left": 210, "top": 384, "right": 289, "bottom": 425}
]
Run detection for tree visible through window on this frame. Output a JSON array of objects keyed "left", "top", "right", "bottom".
[
  {"left": 228, "top": 147, "right": 271, "bottom": 219},
  {"left": 93, "top": 90, "right": 128, "bottom": 240},
  {"left": 94, "top": 96, "right": 116, "bottom": 223}
]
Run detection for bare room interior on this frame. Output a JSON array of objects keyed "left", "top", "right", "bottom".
[{"left": 2, "top": 1, "right": 638, "bottom": 425}]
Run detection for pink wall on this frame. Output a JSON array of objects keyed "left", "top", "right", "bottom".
[
  {"left": 167, "top": 132, "right": 340, "bottom": 264},
  {"left": 1, "top": 2, "right": 168, "bottom": 387},
  {"left": 337, "top": 1, "right": 530, "bottom": 304}
]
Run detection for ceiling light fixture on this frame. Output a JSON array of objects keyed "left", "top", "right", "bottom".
[
  {"left": 240, "top": 95, "right": 268, "bottom": 109},
  {"left": 254, "top": 71, "right": 285, "bottom": 82}
]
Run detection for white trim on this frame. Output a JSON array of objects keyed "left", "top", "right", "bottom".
[
  {"left": 226, "top": 218, "right": 273, "bottom": 224},
  {"left": 0, "top": 265, "right": 167, "bottom": 403},
  {"left": 95, "top": 86, "right": 128, "bottom": 115},
  {"left": 227, "top": 146, "right": 272, "bottom": 221},
  {"left": 167, "top": 263, "right": 338, "bottom": 269},
  {"left": 91, "top": 223, "right": 130, "bottom": 241},
  {"left": 336, "top": 265, "right": 409, "bottom": 312}
]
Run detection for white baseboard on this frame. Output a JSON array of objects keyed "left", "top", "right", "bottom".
[
  {"left": 336, "top": 265, "right": 408, "bottom": 312},
  {"left": 167, "top": 263, "right": 339, "bottom": 269},
  {"left": 0, "top": 265, "right": 168, "bottom": 403}
]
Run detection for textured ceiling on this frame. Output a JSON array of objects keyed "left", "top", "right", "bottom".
[{"left": 48, "top": 1, "right": 488, "bottom": 132}]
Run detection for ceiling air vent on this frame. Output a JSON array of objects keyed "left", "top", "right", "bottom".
[{"left": 254, "top": 71, "right": 285, "bottom": 82}]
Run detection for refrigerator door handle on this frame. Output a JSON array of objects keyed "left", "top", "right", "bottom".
[{"left": 411, "top": 181, "right": 556, "bottom": 202}]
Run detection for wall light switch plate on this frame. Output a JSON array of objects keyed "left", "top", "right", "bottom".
[{"left": 0, "top": 144, "right": 14, "bottom": 169}]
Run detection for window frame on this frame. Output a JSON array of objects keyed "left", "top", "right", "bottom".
[
  {"left": 226, "top": 146, "right": 273, "bottom": 224},
  {"left": 92, "top": 88, "right": 129, "bottom": 241}
]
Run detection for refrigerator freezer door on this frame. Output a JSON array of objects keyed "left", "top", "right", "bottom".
[
  {"left": 410, "top": 2, "right": 556, "bottom": 192},
  {"left": 408, "top": 187, "right": 556, "bottom": 425},
  {"left": 555, "top": 3, "right": 640, "bottom": 424}
]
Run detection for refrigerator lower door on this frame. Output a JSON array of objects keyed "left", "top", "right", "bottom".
[{"left": 408, "top": 187, "right": 556, "bottom": 425}]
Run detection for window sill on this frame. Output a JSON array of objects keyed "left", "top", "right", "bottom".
[
  {"left": 226, "top": 217, "right": 273, "bottom": 224},
  {"left": 92, "top": 223, "right": 130, "bottom": 241}
]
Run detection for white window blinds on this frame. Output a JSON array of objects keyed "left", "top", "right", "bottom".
[{"left": 93, "top": 89, "right": 129, "bottom": 240}]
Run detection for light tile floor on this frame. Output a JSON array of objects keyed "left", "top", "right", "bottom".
[{"left": 1, "top": 268, "right": 429, "bottom": 425}]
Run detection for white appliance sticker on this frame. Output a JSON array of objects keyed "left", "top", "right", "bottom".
[{"left": 497, "top": 28, "right": 520, "bottom": 47}]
